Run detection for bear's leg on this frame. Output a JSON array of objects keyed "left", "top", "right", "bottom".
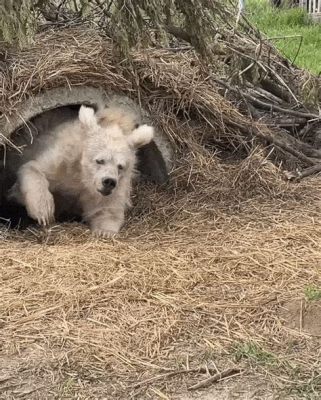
[
  {"left": 17, "top": 161, "right": 55, "bottom": 226},
  {"left": 88, "top": 207, "right": 125, "bottom": 238}
]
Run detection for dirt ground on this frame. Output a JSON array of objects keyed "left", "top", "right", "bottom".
[{"left": 1, "top": 155, "right": 321, "bottom": 399}]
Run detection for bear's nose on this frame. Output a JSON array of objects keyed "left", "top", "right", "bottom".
[{"left": 102, "top": 178, "right": 116, "bottom": 189}]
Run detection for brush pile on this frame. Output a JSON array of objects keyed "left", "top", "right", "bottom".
[{"left": 0, "top": 0, "right": 321, "bottom": 179}]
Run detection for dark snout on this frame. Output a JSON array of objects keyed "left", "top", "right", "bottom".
[{"left": 98, "top": 178, "right": 117, "bottom": 196}]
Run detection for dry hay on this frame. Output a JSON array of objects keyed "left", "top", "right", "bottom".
[
  {"left": 1, "top": 27, "right": 321, "bottom": 399},
  {"left": 1, "top": 149, "right": 321, "bottom": 398},
  {"left": 0, "top": 27, "right": 310, "bottom": 156}
]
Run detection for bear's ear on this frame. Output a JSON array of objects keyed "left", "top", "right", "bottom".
[
  {"left": 127, "top": 124, "right": 154, "bottom": 149},
  {"left": 79, "top": 105, "right": 98, "bottom": 130}
]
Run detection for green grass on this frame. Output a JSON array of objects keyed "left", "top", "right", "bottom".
[
  {"left": 246, "top": 0, "right": 321, "bottom": 74},
  {"left": 234, "top": 342, "right": 321, "bottom": 398},
  {"left": 304, "top": 285, "right": 321, "bottom": 301},
  {"left": 234, "top": 341, "right": 278, "bottom": 365}
]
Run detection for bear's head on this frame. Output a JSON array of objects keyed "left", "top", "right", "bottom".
[{"left": 79, "top": 106, "right": 154, "bottom": 196}]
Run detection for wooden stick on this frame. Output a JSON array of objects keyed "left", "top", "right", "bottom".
[
  {"left": 187, "top": 368, "right": 242, "bottom": 391},
  {"left": 286, "top": 163, "right": 321, "bottom": 181},
  {"left": 265, "top": 117, "right": 307, "bottom": 127},
  {"left": 212, "top": 78, "right": 321, "bottom": 164},
  {"left": 227, "top": 119, "right": 318, "bottom": 166},
  {"left": 260, "top": 78, "right": 293, "bottom": 104},
  {"left": 299, "top": 120, "right": 321, "bottom": 138},
  {"left": 213, "top": 78, "right": 319, "bottom": 120},
  {"left": 298, "top": 163, "right": 321, "bottom": 179},
  {"left": 260, "top": 133, "right": 318, "bottom": 165},
  {"left": 133, "top": 367, "right": 217, "bottom": 389}
]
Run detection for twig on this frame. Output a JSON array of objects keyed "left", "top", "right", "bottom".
[
  {"left": 223, "top": 43, "right": 268, "bottom": 74},
  {"left": 260, "top": 78, "right": 292, "bottom": 103},
  {"left": 247, "top": 87, "right": 283, "bottom": 104},
  {"left": 264, "top": 63, "right": 299, "bottom": 104},
  {"left": 287, "top": 35, "right": 303, "bottom": 66},
  {"left": 264, "top": 35, "right": 303, "bottom": 66},
  {"left": 235, "top": 0, "right": 245, "bottom": 27},
  {"left": 265, "top": 117, "right": 306, "bottom": 127},
  {"left": 215, "top": 77, "right": 318, "bottom": 119},
  {"left": 239, "top": 62, "right": 255, "bottom": 79},
  {"left": 213, "top": 76, "right": 321, "bottom": 163},
  {"left": 266, "top": 35, "right": 303, "bottom": 41},
  {"left": 187, "top": 368, "right": 242, "bottom": 391},
  {"left": 225, "top": 116, "right": 319, "bottom": 166},
  {"left": 133, "top": 367, "right": 217, "bottom": 389},
  {"left": 254, "top": 130, "right": 318, "bottom": 166},
  {"left": 299, "top": 120, "right": 321, "bottom": 139}
]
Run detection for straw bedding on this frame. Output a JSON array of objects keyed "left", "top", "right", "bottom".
[
  {"left": 1, "top": 27, "right": 321, "bottom": 399},
  {"left": 1, "top": 152, "right": 321, "bottom": 398}
]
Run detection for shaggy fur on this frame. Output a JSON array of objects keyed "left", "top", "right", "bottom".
[
  {"left": 7, "top": 105, "right": 154, "bottom": 237},
  {"left": 97, "top": 99, "right": 141, "bottom": 135}
]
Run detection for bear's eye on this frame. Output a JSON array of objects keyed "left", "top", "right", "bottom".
[
  {"left": 96, "top": 159, "right": 105, "bottom": 165},
  {"left": 118, "top": 164, "right": 124, "bottom": 171}
]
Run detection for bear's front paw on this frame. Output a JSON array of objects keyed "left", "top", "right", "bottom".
[
  {"left": 92, "top": 228, "right": 118, "bottom": 239},
  {"left": 26, "top": 190, "right": 55, "bottom": 226}
]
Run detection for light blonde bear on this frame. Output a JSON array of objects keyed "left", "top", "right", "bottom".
[{"left": 8, "top": 106, "right": 154, "bottom": 237}]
